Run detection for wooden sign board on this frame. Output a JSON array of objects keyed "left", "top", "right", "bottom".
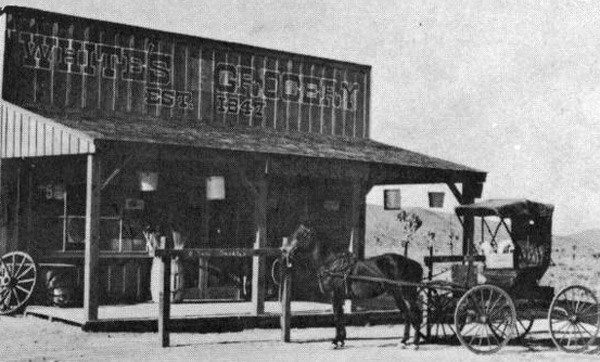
[{"left": 1, "top": 6, "right": 371, "bottom": 139}]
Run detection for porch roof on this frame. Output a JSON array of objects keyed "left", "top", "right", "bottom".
[{"left": 0, "top": 101, "right": 486, "bottom": 182}]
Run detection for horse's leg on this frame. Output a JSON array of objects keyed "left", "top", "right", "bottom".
[
  {"left": 331, "top": 289, "right": 346, "bottom": 348},
  {"left": 406, "top": 286, "right": 422, "bottom": 349},
  {"left": 390, "top": 290, "right": 411, "bottom": 346}
]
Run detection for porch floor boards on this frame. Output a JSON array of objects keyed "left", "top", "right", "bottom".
[{"left": 25, "top": 302, "right": 405, "bottom": 333}]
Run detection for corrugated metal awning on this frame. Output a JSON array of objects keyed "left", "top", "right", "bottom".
[{"left": 0, "top": 102, "right": 95, "bottom": 158}]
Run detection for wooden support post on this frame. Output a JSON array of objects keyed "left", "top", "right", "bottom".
[
  {"left": 159, "top": 236, "right": 172, "bottom": 348},
  {"left": 347, "top": 181, "right": 366, "bottom": 312},
  {"left": 446, "top": 182, "right": 463, "bottom": 204},
  {"left": 280, "top": 262, "right": 292, "bottom": 342},
  {"left": 461, "top": 182, "right": 477, "bottom": 257},
  {"left": 251, "top": 177, "right": 267, "bottom": 315},
  {"left": 348, "top": 182, "right": 366, "bottom": 260},
  {"left": 84, "top": 154, "right": 101, "bottom": 322},
  {"left": 198, "top": 175, "right": 209, "bottom": 299},
  {"left": 0, "top": 159, "right": 4, "bottom": 256},
  {"left": 26, "top": 165, "right": 33, "bottom": 251},
  {"left": 13, "top": 164, "right": 21, "bottom": 251}
]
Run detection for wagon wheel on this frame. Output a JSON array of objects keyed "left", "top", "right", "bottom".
[
  {"left": 548, "top": 285, "right": 600, "bottom": 353},
  {"left": 419, "top": 281, "right": 463, "bottom": 343},
  {"left": 513, "top": 304, "right": 536, "bottom": 341},
  {"left": 0, "top": 251, "right": 37, "bottom": 315},
  {"left": 493, "top": 300, "right": 535, "bottom": 342},
  {"left": 513, "top": 316, "right": 535, "bottom": 341},
  {"left": 489, "top": 316, "right": 534, "bottom": 344},
  {"left": 454, "top": 284, "right": 516, "bottom": 354}
]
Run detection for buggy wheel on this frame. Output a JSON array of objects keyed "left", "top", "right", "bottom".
[
  {"left": 0, "top": 251, "right": 37, "bottom": 315},
  {"left": 419, "top": 281, "right": 462, "bottom": 343},
  {"left": 500, "top": 302, "right": 535, "bottom": 342},
  {"left": 513, "top": 316, "right": 535, "bottom": 341},
  {"left": 548, "top": 285, "right": 600, "bottom": 353},
  {"left": 513, "top": 303, "right": 536, "bottom": 341},
  {"left": 491, "top": 312, "right": 534, "bottom": 343},
  {"left": 454, "top": 285, "right": 516, "bottom": 354}
]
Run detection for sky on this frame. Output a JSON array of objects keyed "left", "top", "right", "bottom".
[{"left": 3, "top": 0, "right": 600, "bottom": 234}]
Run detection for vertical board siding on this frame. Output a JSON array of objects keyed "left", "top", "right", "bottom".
[
  {"left": 0, "top": 101, "right": 94, "bottom": 158},
  {"left": 3, "top": 8, "right": 371, "bottom": 139}
]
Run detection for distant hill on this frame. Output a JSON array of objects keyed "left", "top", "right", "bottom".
[
  {"left": 365, "top": 205, "right": 600, "bottom": 306},
  {"left": 365, "top": 204, "right": 461, "bottom": 260},
  {"left": 364, "top": 204, "right": 600, "bottom": 306},
  {"left": 365, "top": 204, "right": 600, "bottom": 259},
  {"left": 563, "top": 229, "right": 600, "bottom": 250}
]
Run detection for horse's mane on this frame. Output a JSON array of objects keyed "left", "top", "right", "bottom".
[{"left": 320, "top": 251, "right": 357, "bottom": 275}]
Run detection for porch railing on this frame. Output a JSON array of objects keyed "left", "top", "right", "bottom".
[{"left": 152, "top": 246, "right": 290, "bottom": 347}]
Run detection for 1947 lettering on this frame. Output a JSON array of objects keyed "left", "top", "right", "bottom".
[{"left": 215, "top": 94, "right": 265, "bottom": 118}]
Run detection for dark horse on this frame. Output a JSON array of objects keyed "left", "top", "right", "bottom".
[{"left": 284, "top": 224, "right": 423, "bottom": 348}]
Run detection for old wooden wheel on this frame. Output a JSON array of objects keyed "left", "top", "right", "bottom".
[
  {"left": 491, "top": 300, "right": 535, "bottom": 343},
  {"left": 454, "top": 285, "right": 516, "bottom": 354},
  {"left": 512, "top": 304, "right": 536, "bottom": 341},
  {"left": 513, "top": 316, "right": 535, "bottom": 341},
  {"left": 0, "top": 251, "right": 37, "bottom": 315},
  {"left": 548, "top": 285, "right": 600, "bottom": 353},
  {"left": 419, "top": 281, "right": 462, "bottom": 343}
]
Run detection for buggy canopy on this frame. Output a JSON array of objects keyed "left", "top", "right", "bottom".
[{"left": 455, "top": 199, "right": 554, "bottom": 219}]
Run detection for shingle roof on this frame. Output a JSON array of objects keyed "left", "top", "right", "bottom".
[{"left": 47, "top": 113, "right": 485, "bottom": 176}]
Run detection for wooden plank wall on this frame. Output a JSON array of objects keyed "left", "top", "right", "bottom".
[{"left": 4, "top": 8, "right": 370, "bottom": 139}]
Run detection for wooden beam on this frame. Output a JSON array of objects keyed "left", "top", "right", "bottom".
[
  {"left": 26, "top": 165, "right": 33, "bottom": 251},
  {"left": 83, "top": 154, "right": 101, "bottom": 322},
  {"left": 100, "top": 155, "right": 133, "bottom": 190},
  {"left": 461, "top": 182, "right": 477, "bottom": 257},
  {"left": 13, "top": 164, "right": 21, "bottom": 251},
  {"left": 446, "top": 182, "right": 463, "bottom": 204},
  {"left": 153, "top": 247, "right": 281, "bottom": 258},
  {"left": 198, "top": 176, "right": 209, "bottom": 299},
  {"left": 159, "top": 236, "right": 172, "bottom": 347},
  {"left": 251, "top": 176, "right": 268, "bottom": 316},
  {"left": 280, "top": 262, "right": 292, "bottom": 342},
  {"left": 0, "top": 157, "right": 4, "bottom": 256},
  {"left": 348, "top": 182, "right": 367, "bottom": 260},
  {"left": 424, "top": 254, "right": 485, "bottom": 266},
  {"left": 370, "top": 164, "right": 487, "bottom": 186}
]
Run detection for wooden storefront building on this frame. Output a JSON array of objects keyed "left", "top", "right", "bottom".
[{"left": 0, "top": 7, "right": 486, "bottom": 324}]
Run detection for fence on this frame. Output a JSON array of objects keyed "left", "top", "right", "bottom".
[{"left": 152, "top": 246, "right": 291, "bottom": 347}]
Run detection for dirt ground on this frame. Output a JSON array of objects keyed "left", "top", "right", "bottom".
[{"left": 1, "top": 315, "right": 599, "bottom": 362}]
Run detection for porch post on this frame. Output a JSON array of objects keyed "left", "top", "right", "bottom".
[
  {"left": 461, "top": 182, "right": 482, "bottom": 256},
  {"left": 347, "top": 181, "right": 367, "bottom": 312},
  {"left": 84, "top": 154, "right": 101, "bottom": 321},
  {"left": 348, "top": 181, "right": 367, "bottom": 260},
  {"left": 251, "top": 176, "right": 267, "bottom": 315}
]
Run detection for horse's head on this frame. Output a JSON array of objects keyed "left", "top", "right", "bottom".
[
  {"left": 281, "top": 224, "right": 317, "bottom": 261},
  {"left": 142, "top": 225, "right": 161, "bottom": 251}
]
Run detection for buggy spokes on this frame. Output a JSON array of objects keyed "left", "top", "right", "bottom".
[
  {"left": 454, "top": 285, "right": 516, "bottom": 354},
  {"left": 548, "top": 285, "right": 600, "bottom": 353}
]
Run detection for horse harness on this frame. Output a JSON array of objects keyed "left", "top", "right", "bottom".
[{"left": 317, "top": 252, "right": 386, "bottom": 298}]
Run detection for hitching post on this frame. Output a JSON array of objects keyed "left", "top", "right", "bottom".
[
  {"left": 159, "top": 235, "right": 172, "bottom": 348},
  {"left": 280, "top": 257, "right": 292, "bottom": 342}
]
